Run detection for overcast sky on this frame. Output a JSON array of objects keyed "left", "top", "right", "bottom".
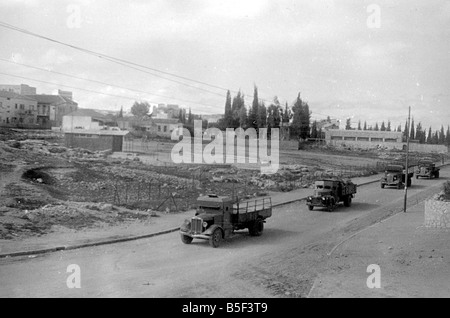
[{"left": 0, "top": 0, "right": 449, "bottom": 131}]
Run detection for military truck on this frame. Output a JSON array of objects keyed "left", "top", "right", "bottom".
[
  {"left": 180, "top": 194, "right": 272, "bottom": 248},
  {"left": 306, "top": 178, "right": 357, "bottom": 212},
  {"left": 380, "top": 164, "right": 413, "bottom": 189},
  {"left": 415, "top": 159, "right": 440, "bottom": 179}
]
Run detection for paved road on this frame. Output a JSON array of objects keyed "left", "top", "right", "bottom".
[{"left": 0, "top": 167, "right": 448, "bottom": 297}]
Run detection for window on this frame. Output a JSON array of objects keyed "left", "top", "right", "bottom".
[
  {"left": 163, "top": 125, "right": 167, "bottom": 132},
  {"left": 384, "top": 138, "right": 397, "bottom": 143},
  {"left": 371, "top": 138, "right": 383, "bottom": 142},
  {"left": 29, "top": 105, "right": 34, "bottom": 111},
  {"left": 331, "top": 136, "right": 343, "bottom": 140},
  {"left": 15, "top": 104, "right": 18, "bottom": 109},
  {"left": 20, "top": 104, "right": 25, "bottom": 110},
  {"left": 357, "top": 137, "right": 369, "bottom": 141},
  {"left": 344, "top": 137, "right": 356, "bottom": 141},
  {"left": 158, "top": 125, "right": 161, "bottom": 132}
]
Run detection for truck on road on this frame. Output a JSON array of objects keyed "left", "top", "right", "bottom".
[
  {"left": 306, "top": 178, "right": 357, "bottom": 212},
  {"left": 415, "top": 159, "right": 440, "bottom": 179},
  {"left": 180, "top": 194, "right": 272, "bottom": 248},
  {"left": 380, "top": 164, "right": 413, "bottom": 189}
]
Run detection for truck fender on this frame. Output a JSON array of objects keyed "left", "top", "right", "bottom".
[{"left": 203, "top": 224, "right": 224, "bottom": 237}]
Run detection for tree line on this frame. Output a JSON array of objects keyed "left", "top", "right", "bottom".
[{"left": 217, "top": 85, "right": 312, "bottom": 140}]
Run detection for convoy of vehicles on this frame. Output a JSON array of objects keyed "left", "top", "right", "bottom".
[
  {"left": 180, "top": 158, "right": 443, "bottom": 246},
  {"left": 306, "top": 178, "right": 357, "bottom": 212},
  {"left": 180, "top": 194, "right": 272, "bottom": 248}
]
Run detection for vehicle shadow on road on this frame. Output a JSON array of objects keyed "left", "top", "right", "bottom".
[
  {"left": 307, "top": 202, "right": 379, "bottom": 214},
  {"left": 408, "top": 184, "right": 428, "bottom": 190},
  {"left": 188, "top": 228, "right": 298, "bottom": 250}
]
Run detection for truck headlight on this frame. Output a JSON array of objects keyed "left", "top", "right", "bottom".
[{"left": 203, "top": 222, "right": 208, "bottom": 228}]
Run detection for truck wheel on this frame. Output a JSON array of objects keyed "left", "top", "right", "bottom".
[
  {"left": 308, "top": 205, "right": 314, "bottom": 211},
  {"left": 435, "top": 171, "right": 440, "bottom": 178},
  {"left": 209, "top": 228, "right": 222, "bottom": 248},
  {"left": 347, "top": 197, "right": 352, "bottom": 207},
  {"left": 416, "top": 175, "right": 419, "bottom": 179},
  {"left": 381, "top": 183, "right": 385, "bottom": 189},
  {"left": 249, "top": 219, "right": 264, "bottom": 236},
  {"left": 343, "top": 196, "right": 352, "bottom": 207},
  {"left": 181, "top": 234, "right": 193, "bottom": 244},
  {"left": 397, "top": 183, "right": 402, "bottom": 189},
  {"left": 407, "top": 178, "right": 412, "bottom": 187}
]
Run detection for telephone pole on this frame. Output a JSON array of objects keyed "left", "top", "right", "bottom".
[{"left": 404, "top": 106, "right": 411, "bottom": 212}]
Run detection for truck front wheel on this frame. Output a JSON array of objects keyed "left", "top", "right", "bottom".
[
  {"left": 249, "top": 219, "right": 264, "bottom": 236},
  {"left": 344, "top": 196, "right": 352, "bottom": 207},
  {"left": 209, "top": 228, "right": 222, "bottom": 248},
  {"left": 435, "top": 171, "right": 440, "bottom": 178},
  {"left": 308, "top": 205, "right": 314, "bottom": 211},
  {"left": 181, "top": 234, "right": 193, "bottom": 244}
]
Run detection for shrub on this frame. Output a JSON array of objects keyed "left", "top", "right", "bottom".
[{"left": 444, "top": 181, "right": 450, "bottom": 200}]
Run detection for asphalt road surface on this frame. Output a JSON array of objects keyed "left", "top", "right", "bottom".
[{"left": 0, "top": 166, "right": 448, "bottom": 298}]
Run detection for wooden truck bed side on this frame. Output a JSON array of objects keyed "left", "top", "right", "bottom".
[
  {"left": 233, "top": 197, "right": 272, "bottom": 222},
  {"left": 341, "top": 183, "right": 357, "bottom": 196}
]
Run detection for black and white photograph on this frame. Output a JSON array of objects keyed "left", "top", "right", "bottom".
[{"left": 0, "top": 0, "right": 449, "bottom": 301}]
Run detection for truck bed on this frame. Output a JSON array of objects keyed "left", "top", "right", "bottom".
[{"left": 233, "top": 197, "right": 272, "bottom": 221}]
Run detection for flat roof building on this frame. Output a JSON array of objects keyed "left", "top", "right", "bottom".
[{"left": 0, "top": 84, "right": 37, "bottom": 95}]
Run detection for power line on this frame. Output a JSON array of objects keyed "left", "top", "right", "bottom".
[
  {"left": 0, "top": 71, "right": 219, "bottom": 114},
  {"left": 0, "top": 58, "right": 221, "bottom": 109},
  {"left": 0, "top": 21, "right": 227, "bottom": 97},
  {"left": 0, "top": 20, "right": 284, "bottom": 106}
]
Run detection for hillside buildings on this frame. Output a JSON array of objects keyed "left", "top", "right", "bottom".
[{"left": 0, "top": 83, "right": 77, "bottom": 128}]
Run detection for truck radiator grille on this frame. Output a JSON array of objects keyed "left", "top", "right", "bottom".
[{"left": 191, "top": 218, "right": 203, "bottom": 234}]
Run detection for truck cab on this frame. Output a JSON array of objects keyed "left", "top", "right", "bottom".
[
  {"left": 381, "top": 164, "right": 413, "bottom": 189},
  {"left": 306, "top": 179, "right": 356, "bottom": 212},
  {"left": 415, "top": 159, "right": 440, "bottom": 179}
]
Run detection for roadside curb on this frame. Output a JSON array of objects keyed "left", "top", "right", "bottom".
[
  {"left": 0, "top": 175, "right": 382, "bottom": 259},
  {"left": 0, "top": 228, "right": 180, "bottom": 259}
]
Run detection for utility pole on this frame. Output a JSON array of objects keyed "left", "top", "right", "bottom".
[{"left": 404, "top": 106, "right": 411, "bottom": 212}]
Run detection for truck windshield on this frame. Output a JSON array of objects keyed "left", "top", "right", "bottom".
[
  {"left": 198, "top": 206, "right": 221, "bottom": 213},
  {"left": 316, "top": 185, "right": 331, "bottom": 190}
]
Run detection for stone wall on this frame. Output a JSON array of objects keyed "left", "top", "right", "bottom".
[{"left": 425, "top": 199, "right": 450, "bottom": 228}]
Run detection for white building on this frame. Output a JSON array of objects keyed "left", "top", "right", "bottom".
[{"left": 62, "top": 109, "right": 109, "bottom": 131}]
